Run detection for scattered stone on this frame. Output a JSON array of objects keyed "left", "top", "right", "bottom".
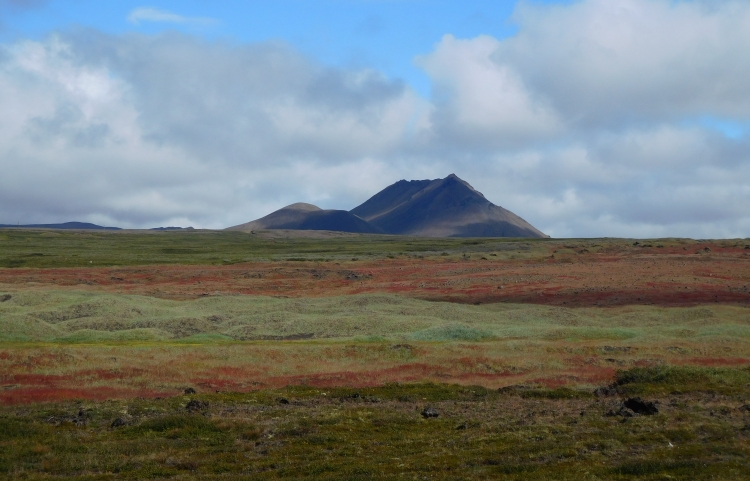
[
  {"left": 0, "top": 294, "right": 11, "bottom": 302},
  {"left": 624, "top": 397, "right": 659, "bottom": 415},
  {"left": 73, "top": 408, "right": 88, "bottom": 426},
  {"left": 111, "top": 417, "right": 127, "bottom": 428},
  {"left": 421, "top": 407, "right": 439, "bottom": 418},
  {"left": 278, "top": 398, "right": 290, "bottom": 405},
  {"left": 184, "top": 387, "right": 196, "bottom": 395},
  {"left": 186, "top": 399, "right": 209, "bottom": 412}
]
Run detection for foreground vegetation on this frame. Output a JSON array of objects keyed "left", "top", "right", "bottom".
[
  {"left": 2, "top": 366, "right": 749, "bottom": 480},
  {"left": 2, "top": 229, "right": 749, "bottom": 478}
]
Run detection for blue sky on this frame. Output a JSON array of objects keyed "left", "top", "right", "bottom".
[{"left": 0, "top": 0, "right": 749, "bottom": 237}]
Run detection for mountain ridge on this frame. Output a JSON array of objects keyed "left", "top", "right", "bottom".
[{"left": 230, "top": 175, "right": 547, "bottom": 238}]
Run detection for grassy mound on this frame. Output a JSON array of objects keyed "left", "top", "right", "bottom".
[{"left": 2, "top": 290, "right": 750, "bottom": 343}]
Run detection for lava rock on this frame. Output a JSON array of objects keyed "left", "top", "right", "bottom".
[
  {"left": 624, "top": 397, "right": 659, "bottom": 415},
  {"left": 111, "top": 417, "right": 127, "bottom": 428},
  {"left": 186, "top": 399, "right": 209, "bottom": 412},
  {"left": 606, "top": 405, "right": 636, "bottom": 418},
  {"left": 74, "top": 408, "right": 88, "bottom": 426},
  {"left": 421, "top": 407, "right": 439, "bottom": 418}
]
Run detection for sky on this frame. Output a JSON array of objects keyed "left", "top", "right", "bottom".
[{"left": 0, "top": 0, "right": 748, "bottom": 238}]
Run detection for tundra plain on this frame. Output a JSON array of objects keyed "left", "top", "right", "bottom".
[{"left": 1, "top": 229, "right": 750, "bottom": 479}]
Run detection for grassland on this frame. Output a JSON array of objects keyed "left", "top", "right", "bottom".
[
  {"left": 2, "top": 368, "right": 750, "bottom": 480},
  {"left": 1, "top": 229, "right": 750, "bottom": 478},
  {"left": 0, "top": 229, "right": 555, "bottom": 268}
]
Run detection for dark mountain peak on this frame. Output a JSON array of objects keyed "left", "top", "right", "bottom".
[{"left": 351, "top": 175, "right": 546, "bottom": 238}]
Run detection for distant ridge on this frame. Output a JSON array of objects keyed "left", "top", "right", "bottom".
[
  {"left": 0, "top": 222, "right": 120, "bottom": 230},
  {"left": 351, "top": 174, "right": 547, "bottom": 238},
  {"left": 229, "top": 175, "right": 547, "bottom": 238},
  {"left": 227, "top": 203, "right": 383, "bottom": 234}
]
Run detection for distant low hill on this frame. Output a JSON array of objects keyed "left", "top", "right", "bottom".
[
  {"left": 0, "top": 222, "right": 120, "bottom": 230},
  {"left": 230, "top": 175, "right": 547, "bottom": 238},
  {"left": 227, "top": 203, "right": 383, "bottom": 234}
]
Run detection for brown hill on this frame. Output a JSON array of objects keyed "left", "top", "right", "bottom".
[
  {"left": 227, "top": 203, "right": 382, "bottom": 234},
  {"left": 350, "top": 174, "right": 547, "bottom": 238}
]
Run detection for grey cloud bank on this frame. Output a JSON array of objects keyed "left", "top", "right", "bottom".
[{"left": 0, "top": 0, "right": 749, "bottom": 237}]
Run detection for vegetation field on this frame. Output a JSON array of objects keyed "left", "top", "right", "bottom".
[{"left": 1, "top": 229, "right": 750, "bottom": 478}]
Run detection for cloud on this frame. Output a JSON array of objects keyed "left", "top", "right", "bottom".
[
  {"left": 416, "top": 34, "right": 561, "bottom": 149},
  {"left": 0, "top": 0, "right": 749, "bottom": 238},
  {"left": 127, "top": 7, "right": 218, "bottom": 26},
  {"left": 499, "top": 0, "right": 750, "bottom": 127},
  {"left": 413, "top": 0, "right": 750, "bottom": 238},
  {"left": 0, "top": 32, "right": 428, "bottom": 228}
]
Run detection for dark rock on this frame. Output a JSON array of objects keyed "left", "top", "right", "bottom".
[
  {"left": 421, "top": 407, "right": 439, "bottom": 418},
  {"left": 606, "top": 405, "right": 635, "bottom": 418},
  {"left": 74, "top": 409, "right": 88, "bottom": 426},
  {"left": 456, "top": 423, "right": 467, "bottom": 430},
  {"left": 740, "top": 404, "right": 750, "bottom": 412},
  {"left": 0, "top": 294, "right": 11, "bottom": 302},
  {"left": 184, "top": 387, "right": 196, "bottom": 395},
  {"left": 624, "top": 397, "right": 659, "bottom": 415},
  {"left": 349, "top": 393, "right": 360, "bottom": 399},
  {"left": 186, "top": 399, "right": 209, "bottom": 412},
  {"left": 111, "top": 417, "right": 127, "bottom": 428},
  {"left": 278, "top": 398, "right": 290, "bottom": 405}
]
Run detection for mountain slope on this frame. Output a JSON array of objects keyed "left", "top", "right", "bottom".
[
  {"left": 351, "top": 174, "right": 547, "bottom": 238},
  {"left": 226, "top": 203, "right": 382, "bottom": 234}
]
